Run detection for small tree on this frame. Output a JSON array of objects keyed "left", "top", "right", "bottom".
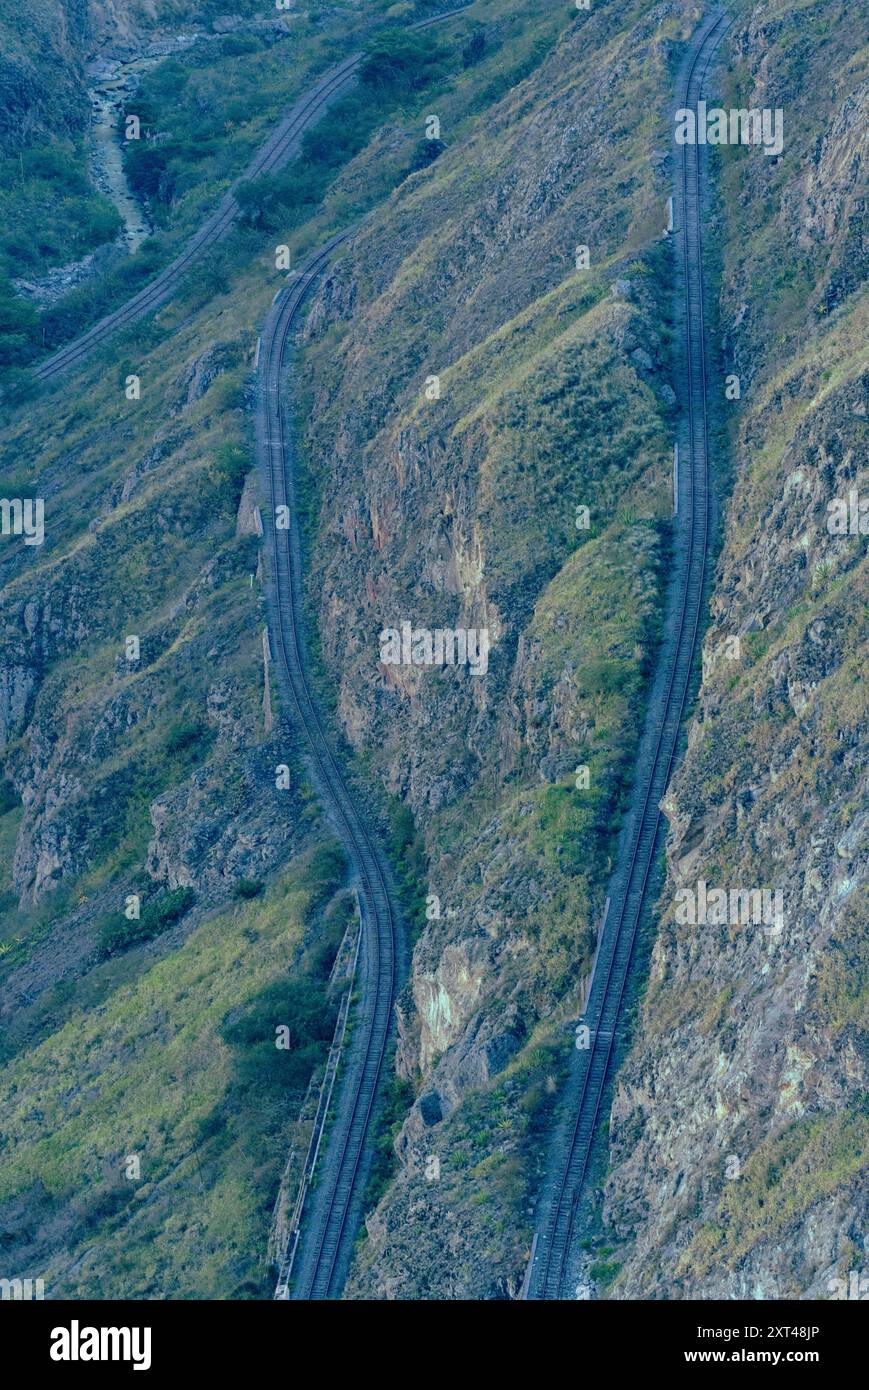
[{"left": 462, "top": 29, "right": 486, "bottom": 69}]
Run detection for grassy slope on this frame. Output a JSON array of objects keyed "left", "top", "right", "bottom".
[{"left": 0, "top": 856, "right": 347, "bottom": 1299}]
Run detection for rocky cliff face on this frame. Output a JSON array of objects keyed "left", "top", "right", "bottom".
[
  {"left": 0, "top": 0, "right": 90, "bottom": 150},
  {"left": 604, "top": 0, "right": 868, "bottom": 1298},
  {"left": 292, "top": 0, "right": 708, "bottom": 1296}
]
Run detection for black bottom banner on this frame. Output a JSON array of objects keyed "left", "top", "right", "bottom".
[{"left": 6, "top": 1297, "right": 862, "bottom": 1378}]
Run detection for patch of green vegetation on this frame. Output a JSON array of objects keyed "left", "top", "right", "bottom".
[
  {"left": 360, "top": 1072, "right": 416, "bottom": 1222},
  {"left": 0, "top": 776, "right": 18, "bottom": 816},
  {"left": 359, "top": 26, "right": 449, "bottom": 92},
  {"left": 302, "top": 841, "right": 348, "bottom": 923},
  {"left": 0, "top": 804, "right": 22, "bottom": 931},
  {"left": 386, "top": 798, "right": 429, "bottom": 939},
  {"left": 590, "top": 1258, "right": 622, "bottom": 1287},
  {"left": 0, "top": 854, "right": 341, "bottom": 1297},
  {"left": 473, "top": 28, "right": 557, "bottom": 108},
  {"left": 470, "top": 324, "right": 669, "bottom": 602},
  {"left": 220, "top": 975, "right": 337, "bottom": 1104},
  {"left": 0, "top": 144, "right": 121, "bottom": 276},
  {"left": 679, "top": 1107, "right": 869, "bottom": 1278},
  {"left": 353, "top": 1028, "right": 566, "bottom": 1287},
  {"left": 232, "top": 877, "right": 265, "bottom": 900},
  {"left": 96, "top": 886, "right": 196, "bottom": 959}
]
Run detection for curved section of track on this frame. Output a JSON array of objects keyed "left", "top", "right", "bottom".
[
  {"left": 255, "top": 8, "right": 476, "bottom": 1301},
  {"left": 34, "top": 5, "right": 472, "bottom": 384},
  {"left": 526, "top": 10, "right": 731, "bottom": 1301},
  {"left": 257, "top": 234, "right": 400, "bottom": 1298}
]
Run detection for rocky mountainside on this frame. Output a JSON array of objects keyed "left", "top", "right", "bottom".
[
  {"left": 605, "top": 0, "right": 868, "bottom": 1299},
  {"left": 293, "top": 0, "right": 703, "bottom": 1297},
  {"left": 0, "top": 0, "right": 89, "bottom": 151},
  {"left": 288, "top": 0, "right": 867, "bottom": 1300},
  {"left": 0, "top": 0, "right": 863, "bottom": 1302}
]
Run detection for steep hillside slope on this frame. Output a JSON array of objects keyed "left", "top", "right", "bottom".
[
  {"left": 1, "top": 0, "right": 593, "bottom": 1301},
  {"left": 289, "top": 0, "right": 703, "bottom": 1297},
  {"left": 0, "top": 227, "right": 354, "bottom": 1292},
  {"left": 3, "top": 0, "right": 863, "bottom": 1304},
  {"left": 0, "top": 1, "right": 458, "bottom": 1298},
  {"left": 604, "top": 0, "right": 868, "bottom": 1298}
]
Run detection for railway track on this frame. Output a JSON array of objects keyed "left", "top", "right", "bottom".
[
  {"left": 34, "top": 5, "right": 473, "bottom": 385},
  {"left": 253, "top": 10, "right": 475, "bottom": 1301},
  {"left": 526, "top": 10, "right": 732, "bottom": 1301},
  {"left": 257, "top": 232, "right": 398, "bottom": 1300}
]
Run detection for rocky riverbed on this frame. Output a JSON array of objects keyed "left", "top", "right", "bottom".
[{"left": 13, "top": 13, "right": 297, "bottom": 307}]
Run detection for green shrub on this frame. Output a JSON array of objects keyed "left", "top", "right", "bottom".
[
  {"left": 210, "top": 371, "right": 246, "bottom": 412},
  {"left": 408, "top": 138, "right": 446, "bottom": 172},
  {"left": 96, "top": 886, "right": 196, "bottom": 958},
  {"left": 232, "top": 878, "right": 264, "bottom": 900},
  {"left": 359, "top": 30, "right": 445, "bottom": 93},
  {"left": 235, "top": 165, "right": 328, "bottom": 230},
  {"left": 386, "top": 798, "right": 428, "bottom": 934},
  {"left": 0, "top": 284, "right": 37, "bottom": 336},
  {"left": 303, "top": 842, "right": 348, "bottom": 922},
  {"left": 302, "top": 891, "right": 356, "bottom": 979},
  {"left": 590, "top": 1259, "right": 622, "bottom": 1287},
  {"left": 363, "top": 1073, "right": 415, "bottom": 1214},
  {"left": 582, "top": 658, "right": 634, "bottom": 696},
  {"left": 220, "top": 977, "right": 337, "bottom": 1099},
  {"left": 123, "top": 143, "right": 170, "bottom": 201},
  {"left": 165, "top": 720, "right": 206, "bottom": 756},
  {"left": 462, "top": 29, "right": 486, "bottom": 68},
  {"left": 208, "top": 442, "right": 250, "bottom": 505},
  {"left": 0, "top": 779, "right": 19, "bottom": 816},
  {"left": 181, "top": 257, "right": 231, "bottom": 310}
]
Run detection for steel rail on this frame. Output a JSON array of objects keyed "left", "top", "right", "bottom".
[
  {"left": 258, "top": 232, "right": 396, "bottom": 1300},
  {"left": 255, "top": 7, "right": 476, "bottom": 1301},
  {"left": 527, "top": 10, "right": 732, "bottom": 1301}
]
